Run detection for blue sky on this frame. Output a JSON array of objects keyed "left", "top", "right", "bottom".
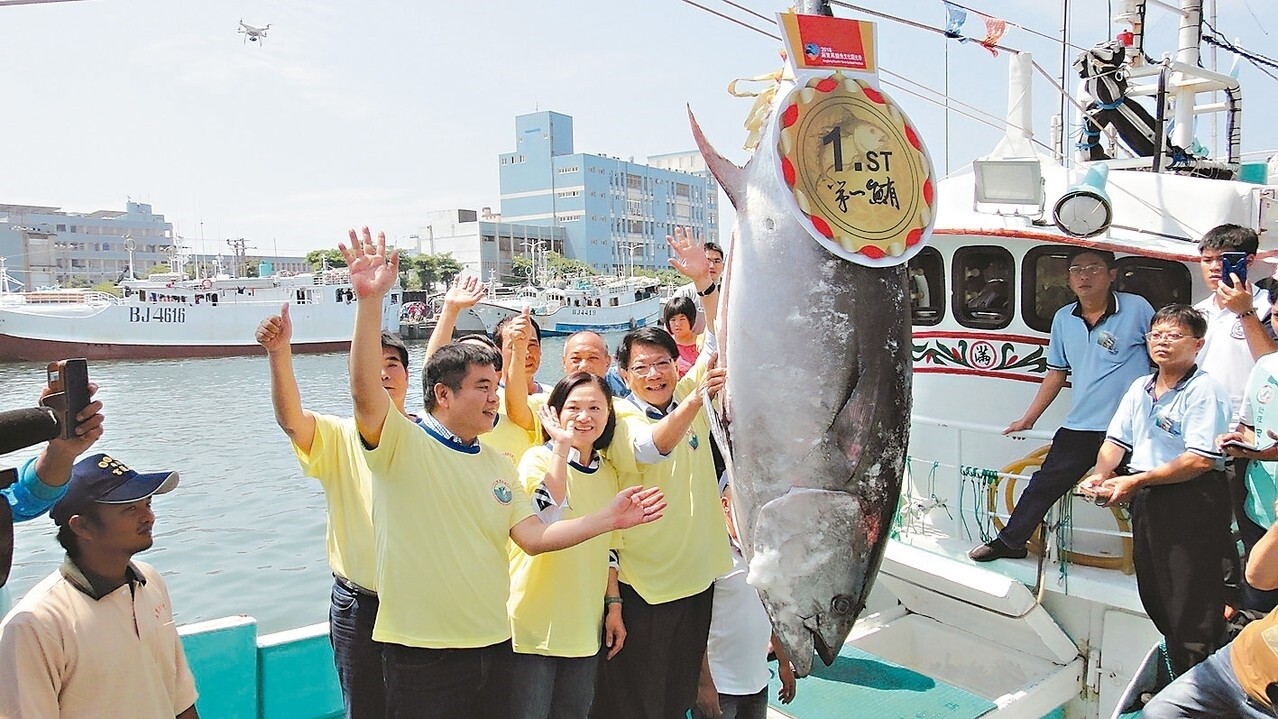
[{"left": 1, "top": 0, "right": 1274, "bottom": 255}]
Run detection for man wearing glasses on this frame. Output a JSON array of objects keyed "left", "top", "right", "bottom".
[
  {"left": 1081, "top": 305, "right": 1233, "bottom": 675},
  {"left": 971, "top": 248, "right": 1154, "bottom": 562},
  {"left": 592, "top": 230, "right": 731, "bottom": 719}
]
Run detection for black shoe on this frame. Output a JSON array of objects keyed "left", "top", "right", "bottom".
[{"left": 968, "top": 538, "right": 1028, "bottom": 562}]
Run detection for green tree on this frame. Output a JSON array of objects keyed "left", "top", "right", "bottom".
[
  {"left": 433, "top": 253, "right": 463, "bottom": 286},
  {"left": 305, "top": 248, "right": 347, "bottom": 271},
  {"left": 510, "top": 256, "right": 534, "bottom": 282},
  {"left": 633, "top": 267, "right": 685, "bottom": 286},
  {"left": 92, "top": 280, "right": 122, "bottom": 297},
  {"left": 544, "top": 251, "right": 597, "bottom": 279},
  {"left": 142, "top": 263, "right": 172, "bottom": 276}
]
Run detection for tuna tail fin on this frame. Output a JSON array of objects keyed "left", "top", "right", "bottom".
[{"left": 688, "top": 106, "right": 745, "bottom": 208}]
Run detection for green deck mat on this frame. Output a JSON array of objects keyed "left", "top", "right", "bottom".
[{"left": 768, "top": 644, "right": 997, "bottom": 719}]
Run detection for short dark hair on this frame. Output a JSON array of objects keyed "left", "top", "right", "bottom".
[
  {"left": 457, "top": 333, "right": 499, "bottom": 352},
  {"left": 616, "top": 327, "right": 679, "bottom": 369},
  {"left": 380, "top": 331, "right": 409, "bottom": 368},
  {"left": 704, "top": 242, "right": 724, "bottom": 259},
  {"left": 493, "top": 314, "right": 542, "bottom": 350},
  {"left": 1199, "top": 224, "right": 1259, "bottom": 255},
  {"left": 1151, "top": 303, "right": 1207, "bottom": 339},
  {"left": 544, "top": 371, "right": 616, "bottom": 451},
  {"left": 1066, "top": 247, "right": 1116, "bottom": 268},
  {"left": 422, "top": 342, "right": 502, "bottom": 411},
  {"left": 663, "top": 296, "right": 697, "bottom": 329},
  {"left": 56, "top": 504, "right": 100, "bottom": 558}
]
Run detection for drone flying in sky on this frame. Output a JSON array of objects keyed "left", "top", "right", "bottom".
[{"left": 237, "top": 20, "right": 270, "bottom": 45}]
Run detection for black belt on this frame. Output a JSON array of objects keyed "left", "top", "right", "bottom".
[{"left": 333, "top": 574, "right": 378, "bottom": 598}]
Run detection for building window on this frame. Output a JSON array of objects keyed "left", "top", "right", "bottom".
[
  {"left": 627, "top": 199, "right": 642, "bottom": 216},
  {"left": 556, "top": 190, "right": 581, "bottom": 199},
  {"left": 627, "top": 174, "right": 643, "bottom": 190},
  {"left": 1020, "top": 245, "right": 1076, "bottom": 333},
  {"left": 908, "top": 247, "right": 945, "bottom": 326},
  {"left": 1115, "top": 256, "right": 1193, "bottom": 311},
  {"left": 676, "top": 183, "right": 690, "bottom": 198},
  {"left": 953, "top": 245, "right": 1014, "bottom": 330},
  {"left": 556, "top": 166, "right": 580, "bottom": 174}
]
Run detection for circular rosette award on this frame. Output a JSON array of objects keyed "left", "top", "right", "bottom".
[{"left": 774, "top": 71, "right": 935, "bottom": 267}]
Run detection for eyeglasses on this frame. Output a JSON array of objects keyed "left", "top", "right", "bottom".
[
  {"left": 1145, "top": 331, "right": 1190, "bottom": 343},
  {"left": 627, "top": 359, "right": 674, "bottom": 376},
  {"left": 707, "top": 258, "right": 724, "bottom": 266},
  {"left": 1067, "top": 265, "right": 1107, "bottom": 277}
]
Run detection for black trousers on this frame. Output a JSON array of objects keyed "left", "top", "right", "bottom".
[
  {"left": 382, "top": 640, "right": 512, "bottom": 719},
  {"left": 998, "top": 428, "right": 1106, "bottom": 549},
  {"left": 1131, "top": 470, "right": 1234, "bottom": 676},
  {"left": 590, "top": 582, "right": 714, "bottom": 719}
]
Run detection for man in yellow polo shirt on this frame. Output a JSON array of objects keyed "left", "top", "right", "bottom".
[
  {"left": 592, "top": 226, "right": 731, "bottom": 719},
  {"left": 256, "top": 303, "right": 413, "bottom": 719},
  {"left": 340, "top": 228, "right": 666, "bottom": 719},
  {"left": 0, "top": 453, "right": 196, "bottom": 719}
]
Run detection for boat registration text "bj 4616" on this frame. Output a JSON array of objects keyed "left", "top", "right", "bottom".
[{"left": 129, "top": 307, "right": 187, "bottom": 323}]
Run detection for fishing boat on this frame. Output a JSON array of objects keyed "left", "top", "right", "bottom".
[
  {"left": 478, "top": 275, "right": 662, "bottom": 336},
  {"left": 764, "top": 2, "right": 1276, "bottom": 718},
  {"left": 0, "top": 257, "right": 403, "bottom": 362}
]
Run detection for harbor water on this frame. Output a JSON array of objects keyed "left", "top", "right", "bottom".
[{"left": 0, "top": 333, "right": 602, "bottom": 632}]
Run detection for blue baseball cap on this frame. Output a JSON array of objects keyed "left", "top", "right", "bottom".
[{"left": 50, "top": 453, "right": 179, "bottom": 526}]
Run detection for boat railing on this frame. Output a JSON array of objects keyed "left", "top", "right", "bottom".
[
  {"left": 904, "top": 415, "right": 1135, "bottom": 546},
  {"left": 14, "top": 290, "right": 118, "bottom": 306}
]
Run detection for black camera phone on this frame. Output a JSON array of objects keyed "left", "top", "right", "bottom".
[
  {"left": 1221, "top": 251, "right": 1249, "bottom": 288},
  {"left": 44, "top": 358, "right": 90, "bottom": 439}
]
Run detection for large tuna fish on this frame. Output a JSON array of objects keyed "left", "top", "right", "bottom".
[{"left": 691, "top": 106, "right": 911, "bottom": 677}]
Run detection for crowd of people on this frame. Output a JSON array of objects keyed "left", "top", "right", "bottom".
[
  {"left": 4, "top": 221, "right": 1278, "bottom": 718},
  {"left": 969, "top": 223, "right": 1278, "bottom": 717}
]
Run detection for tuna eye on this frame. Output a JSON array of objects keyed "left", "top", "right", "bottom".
[
  {"left": 765, "top": 218, "right": 776, "bottom": 231},
  {"left": 831, "top": 595, "right": 855, "bottom": 615}
]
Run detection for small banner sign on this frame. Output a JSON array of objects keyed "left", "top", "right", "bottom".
[{"left": 772, "top": 12, "right": 935, "bottom": 267}]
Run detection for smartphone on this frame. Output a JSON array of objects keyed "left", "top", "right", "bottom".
[
  {"left": 1221, "top": 251, "right": 1249, "bottom": 288},
  {"left": 45, "top": 358, "right": 90, "bottom": 439}
]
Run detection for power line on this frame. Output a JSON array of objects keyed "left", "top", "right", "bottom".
[{"left": 677, "top": 0, "right": 779, "bottom": 40}]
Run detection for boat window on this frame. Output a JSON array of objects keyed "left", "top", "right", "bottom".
[
  {"left": 1020, "top": 245, "right": 1077, "bottom": 334},
  {"left": 908, "top": 247, "right": 945, "bottom": 326},
  {"left": 1114, "top": 257, "right": 1193, "bottom": 311},
  {"left": 953, "top": 246, "right": 1014, "bottom": 330}
]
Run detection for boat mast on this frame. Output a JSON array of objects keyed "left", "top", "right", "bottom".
[{"left": 1172, "top": 0, "right": 1204, "bottom": 153}]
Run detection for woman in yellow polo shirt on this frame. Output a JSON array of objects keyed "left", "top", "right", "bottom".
[{"left": 508, "top": 371, "right": 623, "bottom": 719}]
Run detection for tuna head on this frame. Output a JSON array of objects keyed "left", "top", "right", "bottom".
[
  {"left": 689, "top": 103, "right": 911, "bottom": 677},
  {"left": 747, "top": 488, "right": 884, "bottom": 676}
]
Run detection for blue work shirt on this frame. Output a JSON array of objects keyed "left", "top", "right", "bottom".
[
  {"left": 1106, "top": 366, "right": 1231, "bottom": 472},
  {"left": 1046, "top": 291, "right": 1155, "bottom": 431},
  {"left": 2, "top": 457, "right": 69, "bottom": 523}
]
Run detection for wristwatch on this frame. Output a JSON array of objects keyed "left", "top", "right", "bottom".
[{"left": 697, "top": 283, "right": 718, "bottom": 297}]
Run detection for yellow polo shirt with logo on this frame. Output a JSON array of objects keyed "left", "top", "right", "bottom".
[
  {"left": 291, "top": 413, "right": 378, "bottom": 590},
  {"left": 508, "top": 446, "right": 621, "bottom": 657},
  {"left": 607, "top": 362, "right": 731, "bottom": 604},
  {"left": 363, "top": 409, "right": 534, "bottom": 648},
  {"left": 484, "top": 398, "right": 538, "bottom": 469}
]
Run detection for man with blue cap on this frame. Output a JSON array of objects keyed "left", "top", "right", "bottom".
[{"left": 0, "top": 453, "right": 198, "bottom": 719}]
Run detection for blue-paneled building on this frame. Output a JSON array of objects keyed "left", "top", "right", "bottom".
[{"left": 498, "top": 111, "right": 717, "bottom": 273}]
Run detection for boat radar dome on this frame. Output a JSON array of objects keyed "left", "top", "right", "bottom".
[{"left": 1053, "top": 163, "right": 1113, "bottom": 238}]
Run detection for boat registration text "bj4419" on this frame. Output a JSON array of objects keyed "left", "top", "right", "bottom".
[{"left": 129, "top": 307, "right": 187, "bottom": 323}]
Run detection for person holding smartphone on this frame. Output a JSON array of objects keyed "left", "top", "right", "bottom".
[{"left": 1195, "top": 224, "right": 1278, "bottom": 608}]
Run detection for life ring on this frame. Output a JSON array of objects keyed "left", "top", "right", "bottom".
[
  {"left": 988, "top": 444, "right": 1134, "bottom": 574},
  {"left": 201, "top": 279, "right": 213, "bottom": 290}
]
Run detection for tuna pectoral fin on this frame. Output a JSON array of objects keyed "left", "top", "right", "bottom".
[
  {"left": 704, "top": 387, "right": 735, "bottom": 486},
  {"left": 749, "top": 488, "right": 874, "bottom": 670}
]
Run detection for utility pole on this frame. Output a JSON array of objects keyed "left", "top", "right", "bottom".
[{"left": 226, "top": 237, "right": 255, "bottom": 278}]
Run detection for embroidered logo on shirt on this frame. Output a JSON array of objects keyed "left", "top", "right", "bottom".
[
  {"left": 1097, "top": 330, "right": 1118, "bottom": 354},
  {"left": 1232, "top": 320, "right": 1246, "bottom": 340},
  {"left": 1154, "top": 409, "right": 1182, "bottom": 437},
  {"left": 1261, "top": 385, "right": 1275, "bottom": 405},
  {"left": 492, "top": 480, "right": 514, "bottom": 505},
  {"left": 689, "top": 432, "right": 699, "bottom": 451}
]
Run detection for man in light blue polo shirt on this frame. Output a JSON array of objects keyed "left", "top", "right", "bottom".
[
  {"left": 971, "top": 248, "right": 1153, "bottom": 561},
  {"left": 1081, "top": 304, "right": 1233, "bottom": 675}
]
